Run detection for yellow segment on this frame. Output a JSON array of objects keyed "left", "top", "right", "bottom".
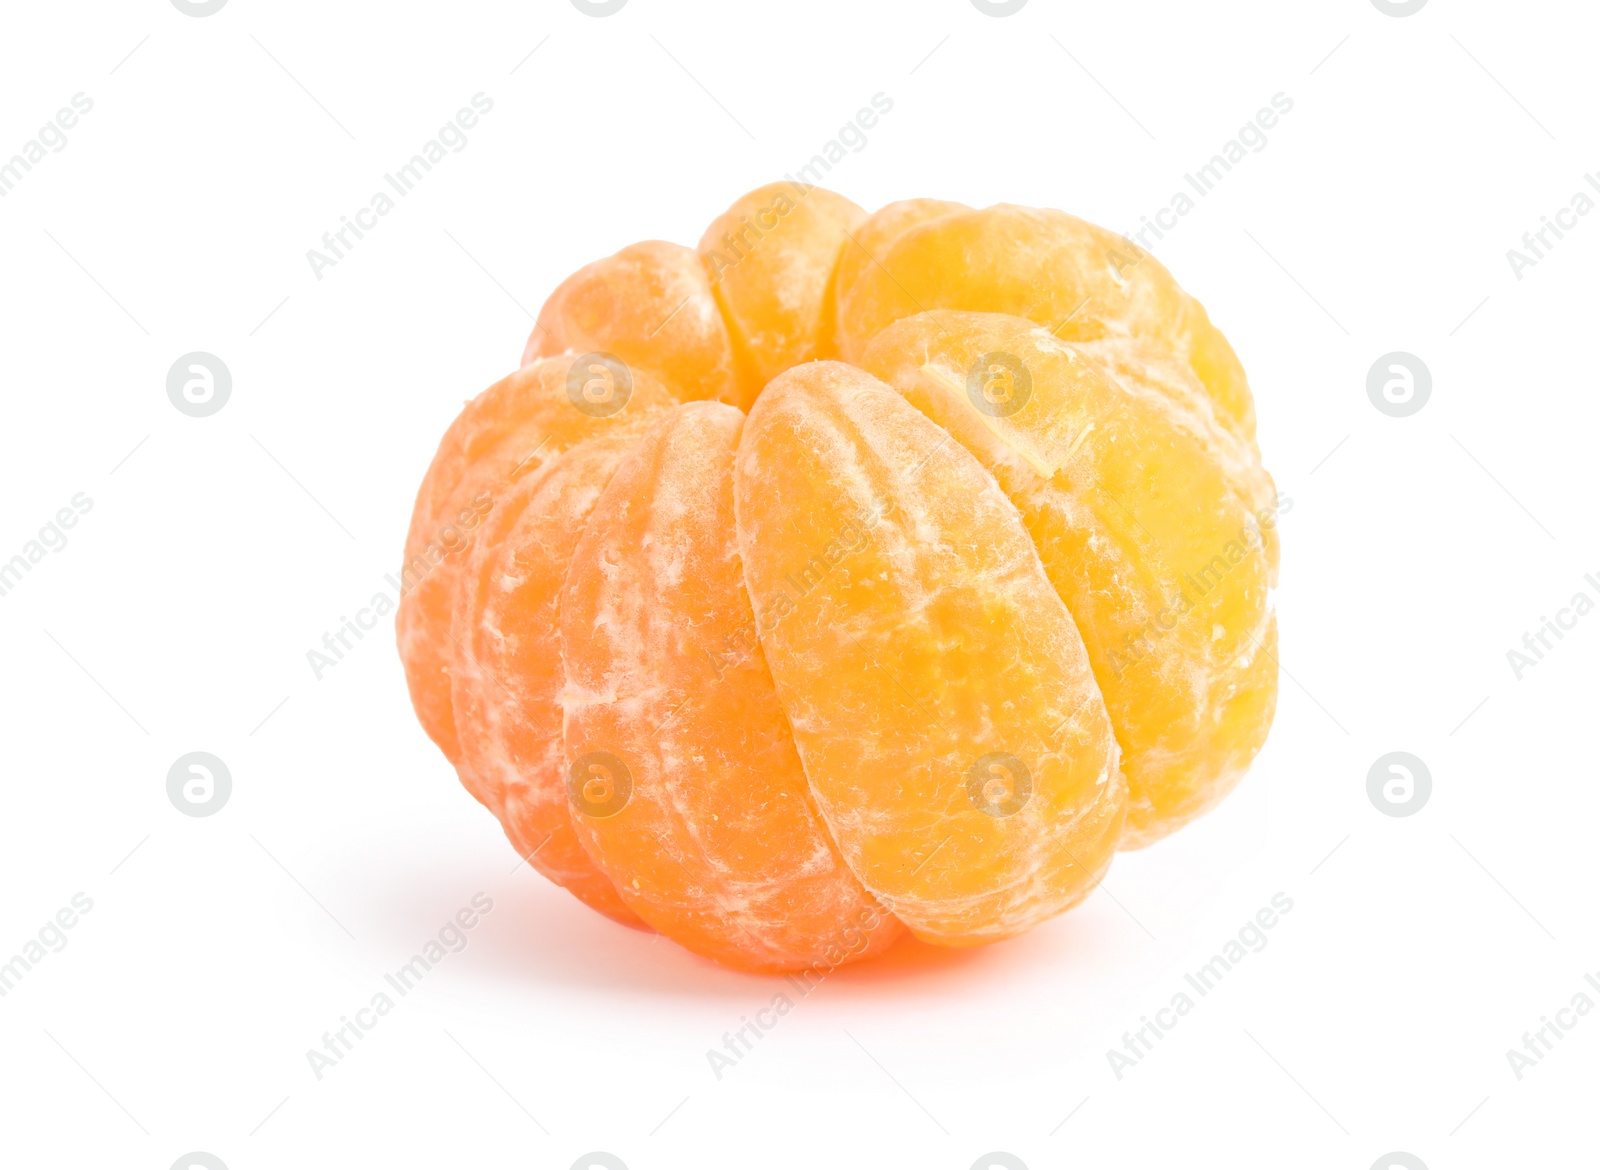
[
  {"left": 735, "top": 360, "right": 1126, "bottom": 943},
  {"left": 863, "top": 311, "right": 1278, "bottom": 844}
]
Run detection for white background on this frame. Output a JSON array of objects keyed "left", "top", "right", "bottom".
[{"left": 1, "top": 1, "right": 1596, "bottom": 1167}]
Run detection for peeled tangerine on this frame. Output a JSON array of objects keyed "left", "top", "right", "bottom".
[{"left": 397, "top": 185, "right": 1280, "bottom": 973}]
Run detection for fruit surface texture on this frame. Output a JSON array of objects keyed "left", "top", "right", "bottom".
[{"left": 398, "top": 185, "right": 1280, "bottom": 972}]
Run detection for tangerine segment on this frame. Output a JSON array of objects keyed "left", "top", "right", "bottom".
[
  {"left": 860, "top": 312, "right": 1278, "bottom": 845},
  {"left": 698, "top": 184, "right": 866, "bottom": 389},
  {"left": 450, "top": 422, "right": 663, "bottom": 929},
  {"left": 397, "top": 357, "right": 677, "bottom": 763},
  {"left": 523, "top": 240, "right": 745, "bottom": 408},
  {"left": 830, "top": 198, "right": 970, "bottom": 328},
  {"left": 1073, "top": 336, "right": 1279, "bottom": 581},
  {"left": 832, "top": 203, "right": 1257, "bottom": 441},
  {"left": 560, "top": 401, "right": 902, "bottom": 971},
  {"left": 1179, "top": 296, "right": 1255, "bottom": 448},
  {"left": 734, "top": 361, "right": 1126, "bottom": 944}
]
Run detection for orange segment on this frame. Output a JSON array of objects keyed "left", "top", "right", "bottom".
[
  {"left": 698, "top": 183, "right": 866, "bottom": 389},
  {"left": 860, "top": 311, "right": 1278, "bottom": 844},
  {"left": 524, "top": 240, "right": 745, "bottom": 407},
  {"left": 833, "top": 203, "right": 1256, "bottom": 441},
  {"left": 450, "top": 422, "right": 664, "bottom": 928},
  {"left": 830, "top": 198, "right": 970, "bottom": 342},
  {"left": 560, "top": 401, "right": 902, "bottom": 970},
  {"left": 1179, "top": 295, "right": 1256, "bottom": 444},
  {"left": 397, "top": 357, "right": 677, "bottom": 763},
  {"left": 734, "top": 361, "right": 1126, "bottom": 944},
  {"left": 1073, "top": 335, "right": 1279, "bottom": 580}
]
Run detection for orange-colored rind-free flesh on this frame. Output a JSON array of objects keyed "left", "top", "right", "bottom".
[{"left": 398, "top": 184, "right": 1279, "bottom": 972}]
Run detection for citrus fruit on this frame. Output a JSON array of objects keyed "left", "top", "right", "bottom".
[{"left": 397, "top": 184, "right": 1279, "bottom": 972}]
